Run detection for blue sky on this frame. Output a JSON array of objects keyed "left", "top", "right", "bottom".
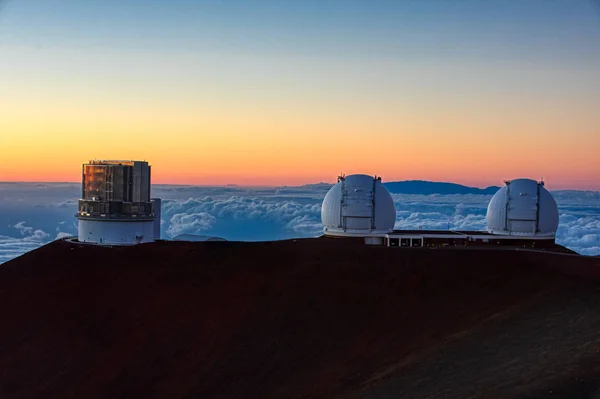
[
  {"left": 1, "top": 0, "right": 600, "bottom": 189},
  {"left": 3, "top": 0, "right": 600, "bottom": 60}
]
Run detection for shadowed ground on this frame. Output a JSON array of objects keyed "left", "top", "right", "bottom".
[{"left": 0, "top": 238, "right": 599, "bottom": 398}]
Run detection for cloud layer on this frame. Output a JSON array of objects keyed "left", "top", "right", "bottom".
[
  {"left": 0, "top": 222, "right": 51, "bottom": 264},
  {"left": 161, "top": 194, "right": 324, "bottom": 241},
  {"left": 0, "top": 183, "right": 599, "bottom": 264}
]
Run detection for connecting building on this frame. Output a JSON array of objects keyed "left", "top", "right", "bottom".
[
  {"left": 76, "top": 160, "right": 161, "bottom": 245},
  {"left": 321, "top": 175, "right": 560, "bottom": 249}
]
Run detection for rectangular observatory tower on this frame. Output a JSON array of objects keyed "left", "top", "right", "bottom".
[{"left": 77, "top": 160, "right": 161, "bottom": 245}]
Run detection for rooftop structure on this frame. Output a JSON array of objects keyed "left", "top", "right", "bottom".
[
  {"left": 76, "top": 160, "right": 161, "bottom": 245},
  {"left": 81, "top": 160, "right": 151, "bottom": 203},
  {"left": 321, "top": 174, "right": 396, "bottom": 239},
  {"left": 486, "top": 178, "right": 559, "bottom": 237}
]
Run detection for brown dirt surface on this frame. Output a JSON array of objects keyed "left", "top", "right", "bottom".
[{"left": 0, "top": 238, "right": 599, "bottom": 399}]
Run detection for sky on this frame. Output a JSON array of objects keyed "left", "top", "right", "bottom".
[{"left": 0, "top": 0, "right": 599, "bottom": 189}]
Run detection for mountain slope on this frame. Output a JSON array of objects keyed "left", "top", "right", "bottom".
[{"left": 0, "top": 239, "right": 599, "bottom": 398}]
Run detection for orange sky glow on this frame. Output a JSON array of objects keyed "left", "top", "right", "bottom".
[{"left": 1, "top": 2, "right": 599, "bottom": 190}]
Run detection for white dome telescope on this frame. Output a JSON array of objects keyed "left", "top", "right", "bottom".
[
  {"left": 321, "top": 174, "right": 396, "bottom": 237},
  {"left": 486, "top": 178, "right": 559, "bottom": 237}
]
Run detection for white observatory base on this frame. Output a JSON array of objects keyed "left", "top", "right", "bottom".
[{"left": 78, "top": 219, "right": 155, "bottom": 245}]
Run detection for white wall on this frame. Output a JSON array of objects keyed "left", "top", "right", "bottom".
[{"left": 78, "top": 219, "right": 155, "bottom": 245}]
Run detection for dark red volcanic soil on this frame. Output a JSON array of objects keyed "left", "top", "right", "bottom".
[{"left": 0, "top": 238, "right": 600, "bottom": 399}]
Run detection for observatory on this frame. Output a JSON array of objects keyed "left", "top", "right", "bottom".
[
  {"left": 320, "top": 174, "right": 560, "bottom": 250},
  {"left": 321, "top": 174, "right": 396, "bottom": 243},
  {"left": 76, "top": 160, "right": 161, "bottom": 245},
  {"left": 486, "top": 178, "right": 559, "bottom": 237}
]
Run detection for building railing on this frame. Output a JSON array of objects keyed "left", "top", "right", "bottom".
[
  {"left": 76, "top": 211, "right": 155, "bottom": 221},
  {"left": 86, "top": 160, "right": 137, "bottom": 166}
]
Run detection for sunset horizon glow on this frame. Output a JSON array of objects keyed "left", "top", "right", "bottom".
[{"left": 1, "top": 0, "right": 599, "bottom": 190}]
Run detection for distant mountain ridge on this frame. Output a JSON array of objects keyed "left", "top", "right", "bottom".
[{"left": 384, "top": 180, "right": 500, "bottom": 195}]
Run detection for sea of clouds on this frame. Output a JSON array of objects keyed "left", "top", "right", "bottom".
[{"left": 0, "top": 182, "right": 599, "bottom": 264}]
